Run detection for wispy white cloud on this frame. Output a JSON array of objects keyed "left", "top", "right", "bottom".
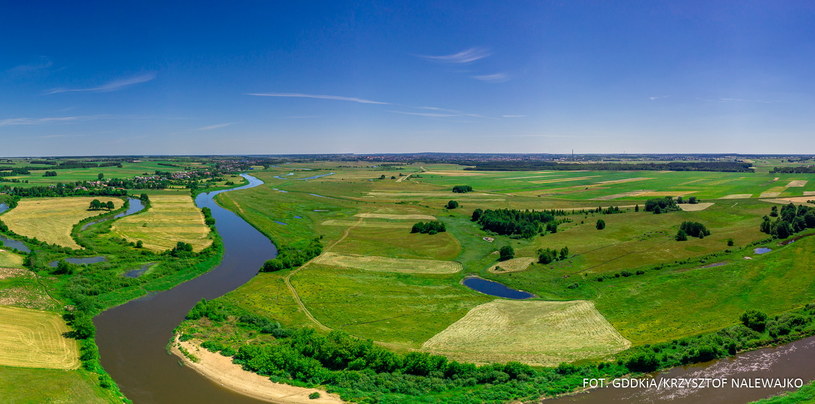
[
  {"left": 0, "top": 115, "right": 105, "bottom": 127},
  {"left": 471, "top": 73, "right": 509, "bottom": 83},
  {"left": 718, "top": 97, "right": 775, "bottom": 104},
  {"left": 196, "top": 122, "right": 233, "bottom": 131},
  {"left": 7, "top": 56, "right": 53, "bottom": 74},
  {"left": 416, "top": 47, "right": 491, "bottom": 64},
  {"left": 501, "top": 114, "right": 526, "bottom": 118},
  {"left": 46, "top": 72, "right": 156, "bottom": 94},
  {"left": 389, "top": 110, "right": 459, "bottom": 118},
  {"left": 649, "top": 95, "right": 669, "bottom": 101},
  {"left": 247, "top": 92, "right": 389, "bottom": 105}
]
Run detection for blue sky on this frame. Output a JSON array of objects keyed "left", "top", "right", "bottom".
[{"left": 1, "top": 1, "right": 814, "bottom": 156}]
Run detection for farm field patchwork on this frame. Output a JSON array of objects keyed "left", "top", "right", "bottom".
[
  {"left": 0, "top": 305, "right": 80, "bottom": 369},
  {"left": 313, "top": 252, "right": 463, "bottom": 274},
  {"left": 111, "top": 194, "right": 211, "bottom": 252},
  {"left": 1, "top": 197, "right": 120, "bottom": 249}
]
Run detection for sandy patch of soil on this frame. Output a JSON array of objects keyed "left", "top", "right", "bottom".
[
  {"left": 594, "top": 190, "right": 652, "bottom": 200},
  {"left": 678, "top": 202, "right": 715, "bottom": 211},
  {"left": 760, "top": 192, "right": 781, "bottom": 198},
  {"left": 761, "top": 197, "right": 815, "bottom": 205},
  {"left": 787, "top": 180, "right": 808, "bottom": 187},
  {"left": 488, "top": 257, "right": 536, "bottom": 273},
  {"left": 172, "top": 338, "right": 342, "bottom": 404}
]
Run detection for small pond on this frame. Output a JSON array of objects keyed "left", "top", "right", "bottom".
[
  {"left": 300, "top": 172, "right": 335, "bottom": 180},
  {"left": 0, "top": 203, "right": 8, "bottom": 214},
  {"left": 0, "top": 236, "right": 30, "bottom": 253},
  {"left": 123, "top": 263, "right": 154, "bottom": 278},
  {"left": 754, "top": 247, "right": 772, "bottom": 254},
  {"left": 462, "top": 276, "right": 535, "bottom": 299},
  {"left": 48, "top": 256, "right": 108, "bottom": 267}
]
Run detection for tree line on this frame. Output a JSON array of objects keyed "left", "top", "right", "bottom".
[
  {"left": 260, "top": 238, "right": 323, "bottom": 272},
  {"left": 411, "top": 221, "right": 446, "bottom": 234},
  {"left": 760, "top": 203, "right": 815, "bottom": 239},
  {"left": 472, "top": 208, "right": 559, "bottom": 238}
]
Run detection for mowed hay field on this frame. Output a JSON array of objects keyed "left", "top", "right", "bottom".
[
  {"left": 421, "top": 300, "right": 630, "bottom": 366},
  {"left": 0, "top": 306, "right": 79, "bottom": 369},
  {"left": 314, "top": 252, "right": 462, "bottom": 274},
  {"left": 1, "top": 197, "right": 119, "bottom": 249},
  {"left": 0, "top": 249, "right": 24, "bottom": 268},
  {"left": 111, "top": 194, "right": 211, "bottom": 252},
  {"left": 0, "top": 366, "right": 113, "bottom": 403}
]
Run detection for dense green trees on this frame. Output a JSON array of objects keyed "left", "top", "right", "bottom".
[
  {"left": 452, "top": 185, "right": 473, "bottom": 193},
  {"left": 678, "top": 221, "right": 711, "bottom": 239},
  {"left": 595, "top": 219, "right": 605, "bottom": 230},
  {"left": 538, "top": 247, "right": 569, "bottom": 264},
  {"left": 644, "top": 197, "right": 680, "bottom": 214},
  {"left": 43, "top": 171, "right": 57, "bottom": 177},
  {"left": 445, "top": 200, "right": 459, "bottom": 209},
  {"left": 498, "top": 245, "right": 514, "bottom": 261},
  {"left": 88, "top": 199, "right": 115, "bottom": 211},
  {"left": 741, "top": 310, "right": 768, "bottom": 332},
  {"left": 472, "top": 208, "right": 558, "bottom": 238},
  {"left": 411, "top": 221, "right": 446, "bottom": 234},
  {"left": 260, "top": 238, "right": 323, "bottom": 272},
  {"left": 760, "top": 203, "right": 815, "bottom": 238}
]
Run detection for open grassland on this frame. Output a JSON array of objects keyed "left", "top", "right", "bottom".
[
  {"left": 111, "top": 194, "right": 211, "bottom": 252},
  {"left": 0, "top": 306, "right": 79, "bottom": 369},
  {"left": 0, "top": 366, "right": 114, "bottom": 403},
  {"left": 421, "top": 300, "right": 631, "bottom": 365},
  {"left": 1, "top": 197, "right": 119, "bottom": 249},
  {"left": 0, "top": 268, "right": 59, "bottom": 311},
  {"left": 0, "top": 249, "right": 24, "bottom": 267},
  {"left": 314, "top": 252, "right": 462, "bottom": 274},
  {"left": 2, "top": 159, "right": 191, "bottom": 187},
  {"left": 291, "top": 264, "right": 491, "bottom": 348},
  {"left": 331, "top": 225, "right": 461, "bottom": 260}
]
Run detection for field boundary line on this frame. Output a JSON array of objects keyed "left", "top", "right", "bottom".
[{"left": 283, "top": 217, "right": 364, "bottom": 331}]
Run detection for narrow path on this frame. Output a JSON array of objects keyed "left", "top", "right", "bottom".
[
  {"left": 395, "top": 173, "right": 412, "bottom": 183},
  {"left": 283, "top": 217, "right": 364, "bottom": 331}
]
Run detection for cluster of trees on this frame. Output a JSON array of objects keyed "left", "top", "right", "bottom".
[
  {"left": 260, "top": 238, "right": 323, "bottom": 272},
  {"left": 471, "top": 208, "right": 558, "bottom": 238},
  {"left": 498, "top": 245, "right": 514, "bottom": 261},
  {"left": 676, "top": 221, "right": 711, "bottom": 241},
  {"left": 466, "top": 161, "right": 753, "bottom": 172},
  {"left": 676, "top": 196, "right": 699, "bottom": 204},
  {"left": 43, "top": 171, "right": 58, "bottom": 177},
  {"left": 1, "top": 183, "right": 128, "bottom": 197},
  {"left": 538, "top": 246, "right": 569, "bottom": 264},
  {"left": 452, "top": 185, "right": 473, "bottom": 193},
  {"left": 760, "top": 203, "right": 815, "bottom": 238},
  {"left": 644, "top": 196, "right": 680, "bottom": 214},
  {"left": 169, "top": 241, "right": 195, "bottom": 257},
  {"left": 770, "top": 166, "right": 815, "bottom": 173},
  {"left": 411, "top": 221, "right": 446, "bottom": 234},
  {"left": 596, "top": 219, "right": 606, "bottom": 230},
  {"left": 88, "top": 199, "right": 115, "bottom": 211},
  {"left": 446, "top": 200, "right": 459, "bottom": 209}
]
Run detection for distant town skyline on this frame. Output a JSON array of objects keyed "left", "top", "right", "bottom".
[{"left": 2, "top": 1, "right": 814, "bottom": 156}]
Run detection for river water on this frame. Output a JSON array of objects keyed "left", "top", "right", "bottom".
[{"left": 95, "top": 174, "right": 277, "bottom": 403}]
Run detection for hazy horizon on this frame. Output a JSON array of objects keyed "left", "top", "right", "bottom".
[{"left": 3, "top": 1, "right": 814, "bottom": 156}]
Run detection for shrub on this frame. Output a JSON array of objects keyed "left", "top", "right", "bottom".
[
  {"left": 446, "top": 200, "right": 459, "bottom": 209},
  {"left": 740, "top": 309, "right": 768, "bottom": 332},
  {"left": 452, "top": 185, "right": 473, "bottom": 193},
  {"left": 595, "top": 219, "right": 605, "bottom": 230},
  {"left": 411, "top": 221, "right": 446, "bottom": 234},
  {"left": 498, "top": 246, "right": 514, "bottom": 261}
]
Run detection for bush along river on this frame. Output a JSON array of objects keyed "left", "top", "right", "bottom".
[{"left": 95, "top": 174, "right": 278, "bottom": 403}]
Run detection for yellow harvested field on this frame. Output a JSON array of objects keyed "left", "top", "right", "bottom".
[
  {"left": 804, "top": 191, "right": 815, "bottom": 196},
  {"left": 594, "top": 177, "right": 653, "bottom": 185},
  {"left": 488, "top": 257, "right": 536, "bottom": 273},
  {"left": 530, "top": 176, "right": 598, "bottom": 184},
  {"left": 0, "top": 267, "right": 31, "bottom": 280},
  {"left": 787, "top": 180, "right": 808, "bottom": 187},
  {"left": 0, "top": 250, "right": 24, "bottom": 268},
  {"left": 678, "top": 202, "right": 715, "bottom": 211},
  {"left": 354, "top": 213, "right": 436, "bottom": 220},
  {"left": 322, "top": 220, "right": 412, "bottom": 229},
  {"left": 762, "top": 197, "right": 815, "bottom": 206},
  {"left": 0, "top": 306, "right": 79, "bottom": 369},
  {"left": 1, "top": 197, "right": 119, "bottom": 249},
  {"left": 720, "top": 194, "right": 753, "bottom": 199},
  {"left": 760, "top": 192, "right": 781, "bottom": 198},
  {"left": 111, "top": 195, "right": 211, "bottom": 252},
  {"left": 314, "top": 252, "right": 462, "bottom": 274},
  {"left": 422, "top": 300, "right": 630, "bottom": 366}
]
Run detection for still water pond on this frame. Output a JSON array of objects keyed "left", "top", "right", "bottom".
[{"left": 462, "top": 276, "right": 535, "bottom": 299}]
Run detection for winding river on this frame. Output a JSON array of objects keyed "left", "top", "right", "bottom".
[
  {"left": 90, "top": 175, "right": 815, "bottom": 403},
  {"left": 95, "top": 174, "right": 277, "bottom": 403}
]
